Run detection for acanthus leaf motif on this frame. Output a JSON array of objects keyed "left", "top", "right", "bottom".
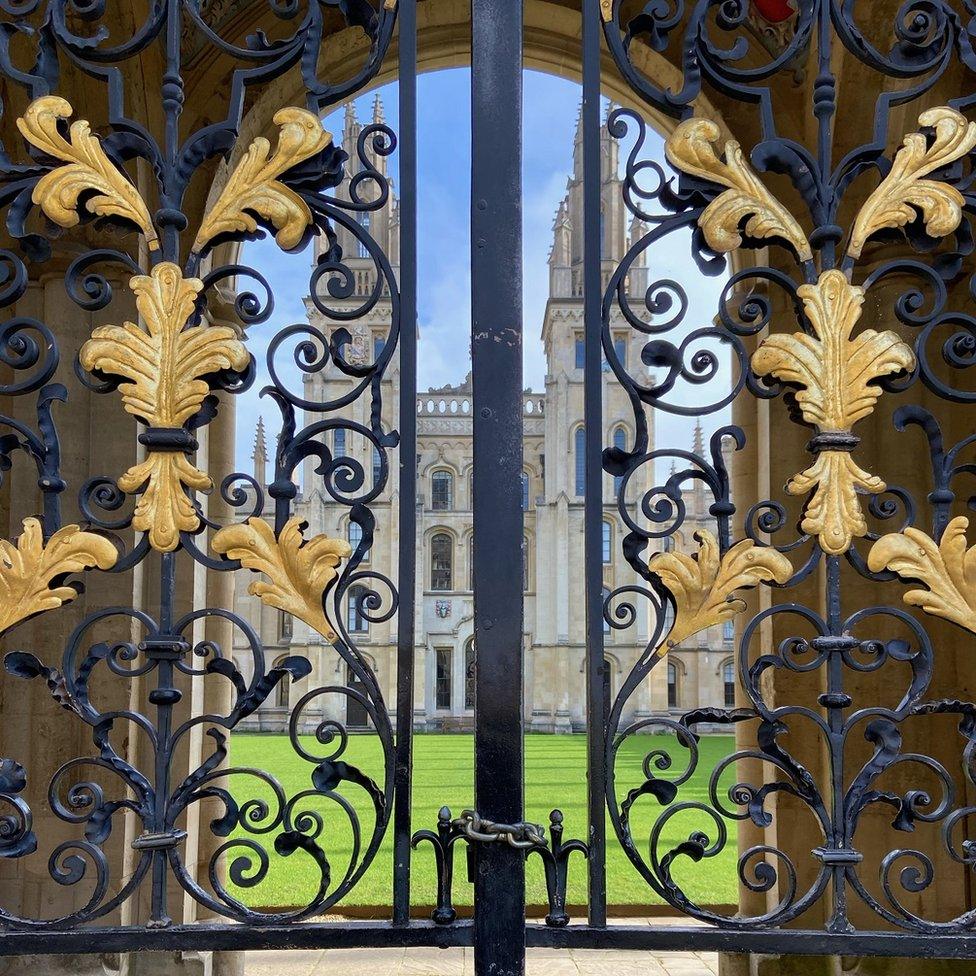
[
  {"left": 17, "top": 96, "right": 158, "bottom": 249},
  {"left": 664, "top": 117, "right": 812, "bottom": 261},
  {"left": 751, "top": 269, "right": 915, "bottom": 555},
  {"left": 868, "top": 516, "right": 976, "bottom": 635},
  {"left": 849, "top": 106, "right": 976, "bottom": 259},
  {"left": 786, "top": 452, "right": 884, "bottom": 557},
  {"left": 211, "top": 516, "right": 351, "bottom": 641},
  {"left": 193, "top": 107, "right": 332, "bottom": 253},
  {"left": 79, "top": 262, "right": 250, "bottom": 552},
  {"left": 0, "top": 517, "right": 118, "bottom": 634},
  {"left": 648, "top": 529, "right": 792, "bottom": 657}
]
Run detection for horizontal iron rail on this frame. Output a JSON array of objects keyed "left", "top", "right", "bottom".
[{"left": 2, "top": 923, "right": 976, "bottom": 958}]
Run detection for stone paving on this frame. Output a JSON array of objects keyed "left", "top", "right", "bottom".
[
  {"left": 244, "top": 945, "right": 720, "bottom": 976},
  {"left": 243, "top": 919, "right": 720, "bottom": 976}
]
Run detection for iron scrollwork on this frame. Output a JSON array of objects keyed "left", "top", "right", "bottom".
[
  {"left": 601, "top": 0, "right": 976, "bottom": 938},
  {"left": 0, "top": 0, "right": 400, "bottom": 931}
]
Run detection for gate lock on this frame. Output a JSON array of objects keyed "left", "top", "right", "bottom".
[{"left": 454, "top": 810, "right": 549, "bottom": 883}]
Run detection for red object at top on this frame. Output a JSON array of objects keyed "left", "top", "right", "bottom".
[{"left": 752, "top": 0, "right": 795, "bottom": 23}]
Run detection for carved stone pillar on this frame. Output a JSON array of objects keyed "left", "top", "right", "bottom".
[{"left": 0, "top": 265, "right": 138, "bottom": 965}]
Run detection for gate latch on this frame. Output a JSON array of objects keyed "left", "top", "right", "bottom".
[
  {"left": 455, "top": 809, "right": 548, "bottom": 849},
  {"left": 455, "top": 810, "right": 549, "bottom": 884}
]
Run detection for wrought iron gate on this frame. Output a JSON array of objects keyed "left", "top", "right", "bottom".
[{"left": 1, "top": 0, "right": 976, "bottom": 971}]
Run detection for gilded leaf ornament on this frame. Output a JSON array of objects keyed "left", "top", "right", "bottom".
[
  {"left": 783, "top": 452, "right": 886, "bottom": 557},
  {"left": 663, "top": 110, "right": 976, "bottom": 555},
  {"left": 17, "top": 96, "right": 158, "bottom": 249},
  {"left": 12, "top": 99, "right": 341, "bottom": 557},
  {"left": 0, "top": 518, "right": 118, "bottom": 634},
  {"left": 648, "top": 530, "right": 792, "bottom": 656},
  {"left": 751, "top": 270, "right": 916, "bottom": 555},
  {"left": 79, "top": 262, "right": 250, "bottom": 552},
  {"left": 868, "top": 517, "right": 976, "bottom": 635},
  {"left": 849, "top": 107, "right": 976, "bottom": 259},
  {"left": 193, "top": 107, "right": 332, "bottom": 253},
  {"left": 211, "top": 517, "right": 352, "bottom": 641},
  {"left": 664, "top": 118, "right": 812, "bottom": 261}
]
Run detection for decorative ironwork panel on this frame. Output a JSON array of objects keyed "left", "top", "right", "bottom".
[
  {"left": 596, "top": 0, "right": 976, "bottom": 943},
  {"left": 0, "top": 0, "right": 407, "bottom": 935}
]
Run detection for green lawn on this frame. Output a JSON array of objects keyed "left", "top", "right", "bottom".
[{"left": 226, "top": 732, "right": 736, "bottom": 911}]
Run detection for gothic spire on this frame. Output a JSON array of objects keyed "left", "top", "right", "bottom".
[
  {"left": 252, "top": 416, "right": 267, "bottom": 486},
  {"left": 342, "top": 101, "right": 359, "bottom": 157},
  {"left": 372, "top": 93, "right": 385, "bottom": 124}
]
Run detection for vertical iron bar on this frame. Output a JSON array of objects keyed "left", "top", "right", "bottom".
[
  {"left": 471, "top": 0, "right": 525, "bottom": 971},
  {"left": 825, "top": 555, "right": 849, "bottom": 932},
  {"left": 582, "top": 0, "right": 607, "bottom": 929},
  {"left": 150, "top": 550, "right": 176, "bottom": 927},
  {"left": 392, "top": 0, "right": 418, "bottom": 927}
]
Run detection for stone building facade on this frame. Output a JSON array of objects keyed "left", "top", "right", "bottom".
[{"left": 231, "top": 98, "right": 735, "bottom": 734}]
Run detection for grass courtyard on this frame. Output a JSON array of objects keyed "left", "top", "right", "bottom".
[{"left": 227, "top": 732, "right": 736, "bottom": 911}]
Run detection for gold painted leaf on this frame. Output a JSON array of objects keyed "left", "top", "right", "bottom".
[
  {"left": 752, "top": 270, "right": 915, "bottom": 432},
  {"left": 0, "top": 518, "right": 117, "bottom": 633},
  {"left": 849, "top": 107, "right": 976, "bottom": 258},
  {"left": 649, "top": 529, "right": 792, "bottom": 657},
  {"left": 211, "top": 516, "right": 352, "bottom": 641},
  {"left": 868, "top": 516, "right": 976, "bottom": 634},
  {"left": 79, "top": 263, "right": 250, "bottom": 551},
  {"left": 751, "top": 270, "right": 915, "bottom": 555},
  {"left": 787, "top": 451, "right": 885, "bottom": 556},
  {"left": 80, "top": 262, "right": 249, "bottom": 428},
  {"left": 17, "top": 96, "right": 158, "bottom": 249},
  {"left": 194, "top": 107, "right": 332, "bottom": 252},
  {"left": 118, "top": 453, "right": 211, "bottom": 554},
  {"left": 664, "top": 117, "right": 812, "bottom": 260}
]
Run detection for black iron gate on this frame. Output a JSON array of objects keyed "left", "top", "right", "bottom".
[{"left": 2, "top": 0, "right": 976, "bottom": 971}]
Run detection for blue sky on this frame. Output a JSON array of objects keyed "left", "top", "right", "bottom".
[{"left": 234, "top": 69, "right": 729, "bottom": 475}]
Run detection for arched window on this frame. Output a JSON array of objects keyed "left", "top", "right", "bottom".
[
  {"left": 372, "top": 446, "right": 382, "bottom": 486},
  {"left": 723, "top": 619, "right": 734, "bottom": 642},
  {"left": 723, "top": 661, "right": 735, "bottom": 707},
  {"left": 334, "top": 427, "right": 346, "bottom": 458},
  {"left": 602, "top": 520, "right": 612, "bottom": 564},
  {"left": 667, "top": 662, "right": 678, "bottom": 709},
  {"left": 273, "top": 655, "right": 291, "bottom": 708},
  {"left": 521, "top": 472, "right": 530, "bottom": 511},
  {"left": 612, "top": 426, "right": 626, "bottom": 495},
  {"left": 431, "top": 533, "right": 453, "bottom": 591},
  {"left": 356, "top": 211, "right": 370, "bottom": 259},
  {"left": 278, "top": 611, "right": 292, "bottom": 641},
  {"left": 574, "top": 335, "right": 585, "bottom": 369},
  {"left": 348, "top": 520, "right": 363, "bottom": 552},
  {"left": 614, "top": 336, "right": 626, "bottom": 368},
  {"left": 602, "top": 586, "right": 611, "bottom": 635},
  {"left": 432, "top": 471, "right": 453, "bottom": 510},
  {"left": 574, "top": 427, "right": 585, "bottom": 496},
  {"left": 464, "top": 640, "right": 476, "bottom": 710},
  {"left": 347, "top": 584, "right": 368, "bottom": 633}
]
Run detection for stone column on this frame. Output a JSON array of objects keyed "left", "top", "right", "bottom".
[
  {"left": 0, "top": 265, "right": 139, "bottom": 974},
  {"left": 720, "top": 243, "right": 976, "bottom": 974}
]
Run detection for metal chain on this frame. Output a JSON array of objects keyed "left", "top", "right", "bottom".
[{"left": 455, "top": 810, "right": 548, "bottom": 849}]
